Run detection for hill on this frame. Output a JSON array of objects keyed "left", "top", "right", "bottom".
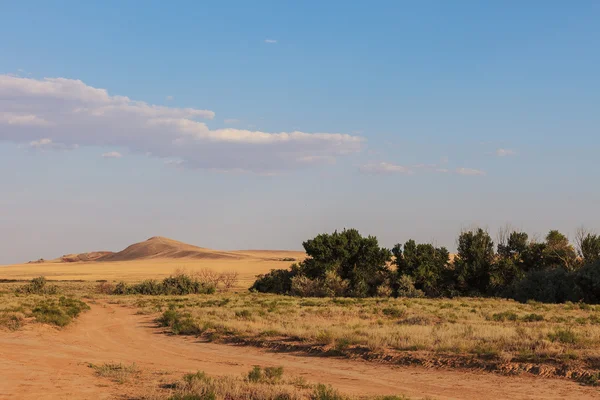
[{"left": 27, "top": 236, "right": 305, "bottom": 264}]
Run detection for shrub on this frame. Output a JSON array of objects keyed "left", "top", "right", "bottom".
[
  {"left": 0, "top": 312, "right": 23, "bottom": 331},
  {"left": 313, "top": 384, "right": 346, "bottom": 400},
  {"left": 510, "top": 268, "right": 580, "bottom": 303},
  {"left": 575, "top": 260, "right": 600, "bottom": 303},
  {"left": 250, "top": 268, "right": 295, "bottom": 294},
  {"left": 491, "top": 311, "right": 518, "bottom": 322},
  {"left": 291, "top": 275, "right": 324, "bottom": 297},
  {"left": 219, "top": 271, "right": 239, "bottom": 291},
  {"left": 158, "top": 307, "right": 200, "bottom": 335},
  {"left": 16, "top": 276, "right": 59, "bottom": 295},
  {"left": 110, "top": 273, "right": 216, "bottom": 296},
  {"left": 548, "top": 328, "right": 578, "bottom": 345},
  {"left": 396, "top": 275, "right": 424, "bottom": 298},
  {"left": 31, "top": 297, "right": 90, "bottom": 327},
  {"left": 247, "top": 366, "right": 263, "bottom": 383},
  {"left": 90, "top": 362, "right": 139, "bottom": 384},
  {"left": 96, "top": 281, "right": 115, "bottom": 294},
  {"left": 521, "top": 313, "right": 544, "bottom": 322}
]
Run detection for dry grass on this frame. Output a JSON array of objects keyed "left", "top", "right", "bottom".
[
  {"left": 123, "top": 293, "right": 600, "bottom": 368},
  {"left": 90, "top": 362, "right": 140, "bottom": 384},
  {"left": 0, "top": 256, "right": 303, "bottom": 288},
  {"left": 143, "top": 368, "right": 411, "bottom": 400},
  {"left": 0, "top": 281, "right": 93, "bottom": 330}
]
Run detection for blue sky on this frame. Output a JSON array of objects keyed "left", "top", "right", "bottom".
[{"left": 1, "top": 1, "right": 599, "bottom": 264}]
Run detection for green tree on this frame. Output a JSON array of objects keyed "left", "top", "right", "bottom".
[
  {"left": 576, "top": 228, "right": 600, "bottom": 265},
  {"left": 453, "top": 228, "right": 495, "bottom": 295},
  {"left": 544, "top": 230, "right": 577, "bottom": 271},
  {"left": 392, "top": 240, "right": 449, "bottom": 296}
]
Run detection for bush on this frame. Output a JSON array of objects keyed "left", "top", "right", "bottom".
[
  {"left": 575, "top": 260, "right": 600, "bottom": 303},
  {"left": 219, "top": 271, "right": 239, "bottom": 291},
  {"left": 396, "top": 275, "right": 424, "bottom": 298},
  {"left": 16, "top": 276, "right": 59, "bottom": 295},
  {"left": 250, "top": 268, "right": 295, "bottom": 294},
  {"left": 548, "top": 328, "right": 578, "bottom": 345},
  {"left": 158, "top": 307, "right": 201, "bottom": 335},
  {"left": 110, "top": 273, "right": 216, "bottom": 296},
  {"left": 32, "top": 297, "right": 90, "bottom": 327},
  {"left": 491, "top": 311, "right": 518, "bottom": 322},
  {"left": 246, "top": 366, "right": 284, "bottom": 384},
  {"left": 96, "top": 281, "right": 115, "bottom": 294},
  {"left": 510, "top": 268, "right": 580, "bottom": 303},
  {"left": 521, "top": 313, "right": 544, "bottom": 322}
]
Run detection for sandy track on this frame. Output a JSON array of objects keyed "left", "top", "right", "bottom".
[{"left": 0, "top": 303, "right": 598, "bottom": 400}]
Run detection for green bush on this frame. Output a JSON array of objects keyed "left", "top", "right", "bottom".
[
  {"left": 491, "top": 311, "right": 518, "bottom": 322},
  {"left": 548, "top": 328, "right": 578, "bottom": 344},
  {"left": 510, "top": 268, "right": 580, "bottom": 303},
  {"left": 16, "top": 276, "right": 59, "bottom": 295},
  {"left": 111, "top": 274, "right": 216, "bottom": 296},
  {"left": 158, "top": 306, "right": 200, "bottom": 335},
  {"left": 32, "top": 297, "right": 89, "bottom": 327},
  {"left": 250, "top": 268, "right": 295, "bottom": 294},
  {"left": 521, "top": 313, "right": 544, "bottom": 322}
]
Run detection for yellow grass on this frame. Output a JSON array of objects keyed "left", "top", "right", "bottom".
[
  {"left": 0, "top": 254, "right": 303, "bottom": 288},
  {"left": 123, "top": 292, "right": 600, "bottom": 369}
]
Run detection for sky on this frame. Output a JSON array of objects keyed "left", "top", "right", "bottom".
[{"left": 1, "top": 1, "right": 599, "bottom": 264}]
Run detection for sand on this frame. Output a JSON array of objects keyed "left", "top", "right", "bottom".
[{"left": 1, "top": 301, "right": 597, "bottom": 400}]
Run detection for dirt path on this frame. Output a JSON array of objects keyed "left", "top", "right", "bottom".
[{"left": 0, "top": 302, "right": 598, "bottom": 400}]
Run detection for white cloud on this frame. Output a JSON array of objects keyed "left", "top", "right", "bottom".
[
  {"left": 264, "top": 39, "right": 277, "bottom": 44},
  {"left": 360, "top": 162, "right": 413, "bottom": 174},
  {"left": 496, "top": 148, "right": 516, "bottom": 157},
  {"left": 28, "top": 138, "right": 78, "bottom": 150},
  {"left": 166, "top": 95, "right": 174, "bottom": 101},
  {"left": 224, "top": 118, "right": 239, "bottom": 124},
  {"left": 456, "top": 167, "right": 486, "bottom": 176},
  {"left": 29, "top": 138, "right": 53, "bottom": 148},
  {"left": 102, "top": 151, "right": 122, "bottom": 159},
  {"left": 0, "top": 75, "right": 363, "bottom": 173},
  {"left": 361, "top": 162, "right": 484, "bottom": 176},
  {"left": 0, "top": 112, "right": 51, "bottom": 126}
]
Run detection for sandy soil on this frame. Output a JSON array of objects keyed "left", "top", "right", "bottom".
[{"left": 1, "top": 302, "right": 598, "bottom": 400}]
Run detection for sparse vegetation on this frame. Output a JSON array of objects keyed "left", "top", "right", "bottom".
[
  {"left": 16, "top": 276, "right": 59, "bottom": 295},
  {"left": 147, "top": 368, "right": 409, "bottom": 400},
  {"left": 90, "top": 362, "right": 139, "bottom": 384},
  {"left": 0, "top": 277, "right": 90, "bottom": 330},
  {"left": 111, "top": 272, "right": 216, "bottom": 295},
  {"left": 122, "top": 291, "right": 600, "bottom": 381}
]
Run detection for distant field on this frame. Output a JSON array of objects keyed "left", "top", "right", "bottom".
[
  {"left": 0, "top": 237, "right": 305, "bottom": 287},
  {"left": 0, "top": 255, "right": 303, "bottom": 287}
]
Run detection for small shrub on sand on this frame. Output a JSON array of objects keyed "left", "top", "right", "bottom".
[
  {"left": 16, "top": 276, "right": 59, "bottom": 295},
  {"left": 162, "top": 369, "right": 408, "bottom": 400},
  {"left": 90, "top": 362, "right": 139, "bottom": 384},
  {"left": 158, "top": 306, "right": 201, "bottom": 335},
  {"left": 32, "top": 297, "right": 90, "bottom": 327}
]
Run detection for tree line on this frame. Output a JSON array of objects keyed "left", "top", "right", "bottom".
[{"left": 250, "top": 227, "right": 600, "bottom": 303}]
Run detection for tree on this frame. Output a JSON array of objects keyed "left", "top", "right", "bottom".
[
  {"left": 576, "top": 227, "right": 600, "bottom": 265},
  {"left": 453, "top": 228, "right": 495, "bottom": 295},
  {"left": 251, "top": 229, "right": 392, "bottom": 297},
  {"left": 544, "top": 230, "right": 577, "bottom": 271},
  {"left": 392, "top": 240, "right": 449, "bottom": 296},
  {"left": 300, "top": 229, "right": 392, "bottom": 297}
]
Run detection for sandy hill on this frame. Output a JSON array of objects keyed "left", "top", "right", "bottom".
[
  {"left": 35, "top": 236, "right": 305, "bottom": 264},
  {"left": 97, "top": 236, "right": 250, "bottom": 262}
]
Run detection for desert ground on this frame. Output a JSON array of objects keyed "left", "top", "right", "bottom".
[{"left": 1, "top": 237, "right": 600, "bottom": 399}]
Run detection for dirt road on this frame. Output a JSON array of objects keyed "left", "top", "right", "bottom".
[{"left": 0, "top": 302, "right": 598, "bottom": 400}]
